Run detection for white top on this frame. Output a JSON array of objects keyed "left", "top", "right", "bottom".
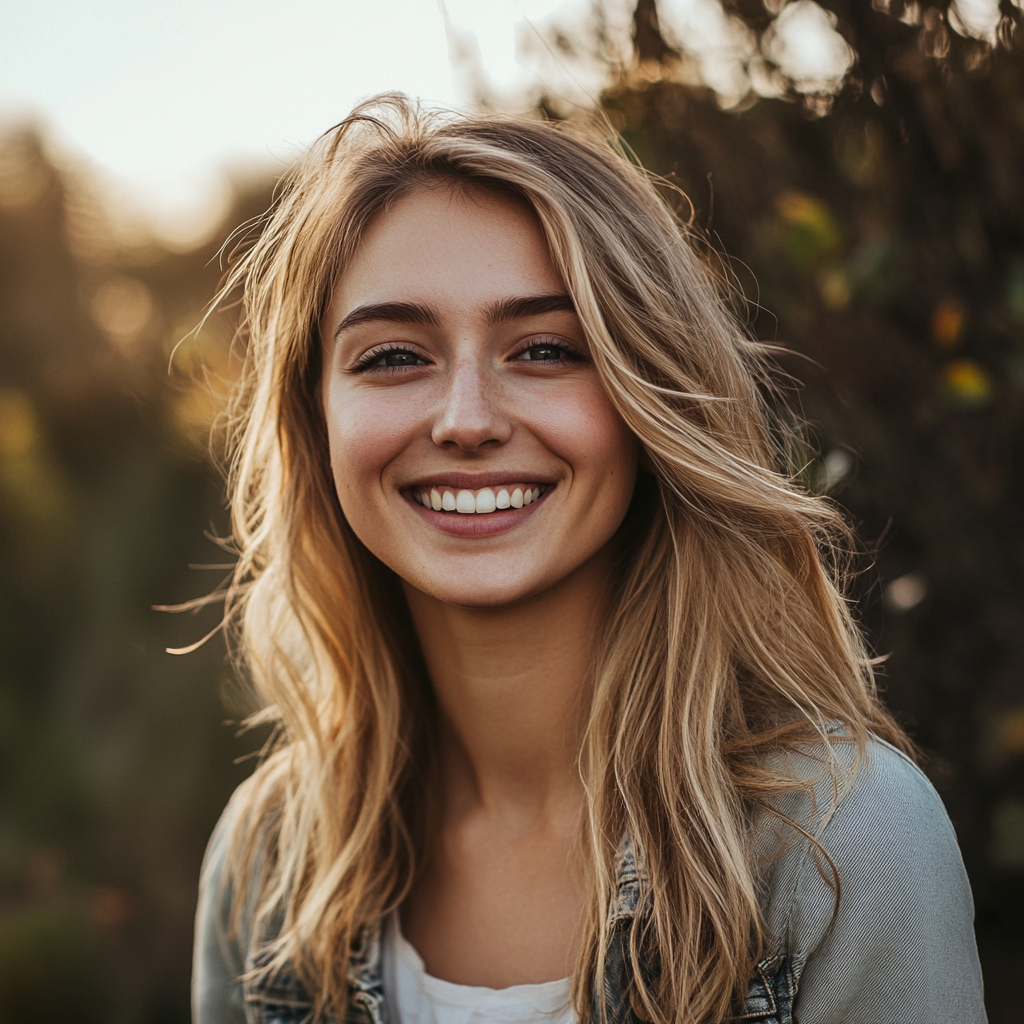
[{"left": 380, "top": 913, "right": 575, "bottom": 1024}]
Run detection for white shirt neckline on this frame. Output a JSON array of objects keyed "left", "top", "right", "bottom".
[{"left": 380, "top": 912, "right": 574, "bottom": 1024}]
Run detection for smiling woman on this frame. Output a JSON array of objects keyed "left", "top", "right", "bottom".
[
  {"left": 192, "top": 96, "right": 986, "bottom": 1024},
  {"left": 322, "top": 186, "right": 636, "bottom": 602}
]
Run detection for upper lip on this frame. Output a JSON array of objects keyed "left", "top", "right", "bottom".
[{"left": 402, "top": 472, "right": 557, "bottom": 490}]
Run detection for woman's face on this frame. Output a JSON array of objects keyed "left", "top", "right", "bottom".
[{"left": 321, "top": 185, "right": 638, "bottom": 608}]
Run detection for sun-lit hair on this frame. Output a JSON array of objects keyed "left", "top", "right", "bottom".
[{"left": 212, "top": 93, "right": 909, "bottom": 1024}]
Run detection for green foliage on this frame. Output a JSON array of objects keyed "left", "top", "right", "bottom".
[
  {"left": 592, "top": 1, "right": 1024, "bottom": 1014},
  {"left": 0, "top": 900, "right": 107, "bottom": 1024},
  {"left": 0, "top": 128, "right": 272, "bottom": 1023},
  {"left": 3, "top": 0, "right": 1024, "bottom": 1017}
]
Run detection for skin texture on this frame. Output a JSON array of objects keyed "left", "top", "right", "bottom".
[{"left": 321, "top": 185, "right": 638, "bottom": 987}]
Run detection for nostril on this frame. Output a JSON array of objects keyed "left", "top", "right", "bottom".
[{"left": 430, "top": 376, "right": 511, "bottom": 450}]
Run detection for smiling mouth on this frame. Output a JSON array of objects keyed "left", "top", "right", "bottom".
[{"left": 409, "top": 483, "right": 549, "bottom": 514}]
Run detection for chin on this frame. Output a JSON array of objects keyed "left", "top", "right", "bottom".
[
  {"left": 403, "top": 568, "right": 556, "bottom": 611},
  {"left": 417, "top": 584, "right": 534, "bottom": 610}
]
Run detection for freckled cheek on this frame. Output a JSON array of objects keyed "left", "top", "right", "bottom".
[
  {"left": 522, "top": 386, "right": 638, "bottom": 499},
  {"left": 324, "top": 389, "right": 427, "bottom": 506}
]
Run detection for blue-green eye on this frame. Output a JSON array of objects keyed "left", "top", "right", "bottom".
[
  {"left": 352, "top": 346, "right": 427, "bottom": 372},
  {"left": 379, "top": 350, "right": 423, "bottom": 367},
  {"left": 515, "top": 340, "right": 583, "bottom": 362},
  {"left": 522, "top": 344, "right": 564, "bottom": 361}
]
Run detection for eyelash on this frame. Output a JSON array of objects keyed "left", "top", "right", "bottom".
[
  {"left": 350, "top": 343, "right": 427, "bottom": 373},
  {"left": 512, "top": 337, "right": 586, "bottom": 364},
  {"left": 349, "top": 336, "right": 587, "bottom": 373}
]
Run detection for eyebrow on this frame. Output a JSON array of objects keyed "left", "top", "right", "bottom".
[
  {"left": 334, "top": 293, "right": 576, "bottom": 338},
  {"left": 484, "top": 293, "right": 576, "bottom": 323},
  {"left": 335, "top": 301, "right": 441, "bottom": 336}
]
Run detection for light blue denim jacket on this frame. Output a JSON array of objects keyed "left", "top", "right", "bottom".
[{"left": 193, "top": 735, "right": 987, "bottom": 1023}]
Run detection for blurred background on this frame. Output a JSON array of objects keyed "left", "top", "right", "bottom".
[{"left": 2, "top": 0, "right": 1023, "bottom": 1020}]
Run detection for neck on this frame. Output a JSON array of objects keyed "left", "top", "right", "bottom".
[{"left": 404, "top": 550, "right": 612, "bottom": 821}]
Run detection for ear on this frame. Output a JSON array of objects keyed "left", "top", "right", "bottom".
[{"left": 638, "top": 444, "right": 655, "bottom": 474}]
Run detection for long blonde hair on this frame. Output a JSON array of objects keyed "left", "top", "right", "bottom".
[{"left": 214, "top": 94, "right": 908, "bottom": 1024}]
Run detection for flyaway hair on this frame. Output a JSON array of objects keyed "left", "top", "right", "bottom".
[{"left": 210, "top": 94, "right": 910, "bottom": 1024}]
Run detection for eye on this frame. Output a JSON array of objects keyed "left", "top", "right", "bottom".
[
  {"left": 378, "top": 350, "right": 423, "bottom": 367},
  {"left": 351, "top": 345, "right": 428, "bottom": 372},
  {"left": 513, "top": 338, "right": 584, "bottom": 363}
]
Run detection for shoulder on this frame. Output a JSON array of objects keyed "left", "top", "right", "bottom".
[
  {"left": 822, "top": 734, "right": 956, "bottom": 851},
  {"left": 752, "top": 732, "right": 986, "bottom": 1023},
  {"left": 752, "top": 732, "right": 968, "bottom": 935},
  {"left": 771, "top": 732, "right": 956, "bottom": 852},
  {"left": 752, "top": 730, "right": 953, "bottom": 855}
]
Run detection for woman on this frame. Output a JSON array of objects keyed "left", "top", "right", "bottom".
[{"left": 192, "top": 95, "right": 985, "bottom": 1024}]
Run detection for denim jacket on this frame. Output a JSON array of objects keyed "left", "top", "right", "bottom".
[{"left": 193, "top": 736, "right": 987, "bottom": 1024}]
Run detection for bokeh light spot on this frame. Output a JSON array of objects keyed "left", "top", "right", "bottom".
[
  {"left": 885, "top": 572, "right": 928, "bottom": 612},
  {"left": 0, "top": 389, "right": 37, "bottom": 459},
  {"left": 931, "top": 299, "right": 965, "bottom": 348},
  {"left": 940, "top": 358, "right": 992, "bottom": 406},
  {"left": 90, "top": 276, "right": 156, "bottom": 354}
]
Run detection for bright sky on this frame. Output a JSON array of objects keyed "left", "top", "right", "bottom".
[
  {"left": 0, "top": 0, "right": 596, "bottom": 244},
  {"left": 1, "top": 0, "right": 871, "bottom": 245}
]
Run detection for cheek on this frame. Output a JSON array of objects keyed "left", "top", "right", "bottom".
[
  {"left": 526, "top": 381, "right": 638, "bottom": 511},
  {"left": 323, "top": 385, "right": 422, "bottom": 510}
]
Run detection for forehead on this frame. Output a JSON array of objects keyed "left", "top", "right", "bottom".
[{"left": 331, "top": 184, "right": 564, "bottom": 313}]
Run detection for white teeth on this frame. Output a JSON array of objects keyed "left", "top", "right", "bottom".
[{"left": 414, "top": 484, "right": 545, "bottom": 513}]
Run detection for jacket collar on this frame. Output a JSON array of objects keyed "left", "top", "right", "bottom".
[{"left": 610, "top": 834, "right": 642, "bottom": 924}]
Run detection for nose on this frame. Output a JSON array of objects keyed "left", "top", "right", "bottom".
[{"left": 431, "top": 357, "right": 512, "bottom": 451}]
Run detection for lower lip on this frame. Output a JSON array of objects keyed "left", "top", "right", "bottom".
[{"left": 405, "top": 489, "right": 550, "bottom": 537}]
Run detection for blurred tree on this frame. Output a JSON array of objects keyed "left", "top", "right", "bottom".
[
  {"left": 552, "top": 1, "right": 1024, "bottom": 1018},
  {"left": 0, "top": 128, "right": 274, "bottom": 1023},
  {"left": 3, "top": 1, "right": 1024, "bottom": 1019}
]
